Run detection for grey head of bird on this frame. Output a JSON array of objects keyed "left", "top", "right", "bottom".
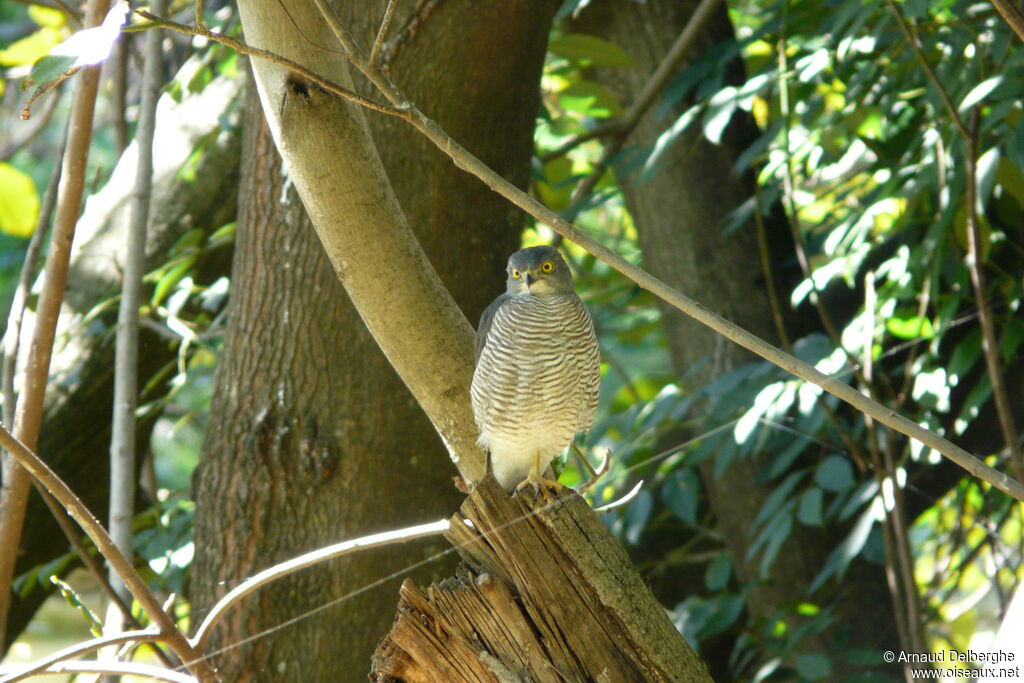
[{"left": 505, "top": 245, "right": 574, "bottom": 296}]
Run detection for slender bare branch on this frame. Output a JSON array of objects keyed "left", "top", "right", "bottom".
[
  {"left": 884, "top": 0, "right": 970, "bottom": 139},
  {"left": 964, "top": 114, "right": 1023, "bottom": 478},
  {"left": 133, "top": 11, "right": 403, "bottom": 117},
  {"left": 0, "top": 629, "right": 162, "bottom": 683},
  {"left": 191, "top": 519, "right": 450, "bottom": 650},
  {"left": 0, "top": 88, "right": 63, "bottom": 161},
  {"left": 369, "top": 0, "right": 398, "bottom": 66},
  {"left": 2, "top": 660, "right": 195, "bottom": 683},
  {"left": 0, "top": 0, "right": 111, "bottom": 644},
  {"left": 989, "top": 0, "right": 1024, "bottom": 42},
  {"left": 0, "top": 425, "right": 213, "bottom": 680},
  {"left": 105, "top": 0, "right": 169, "bottom": 651}
]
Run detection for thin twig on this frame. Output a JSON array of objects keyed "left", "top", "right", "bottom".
[
  {"left": 369, "top": 0, "right": 398, "bottom": 66},
  {"left": 0, "top": 132, "right": 171, "bottom": 668},
  {"left": 133, "top": 11, "right": 403, "bottom": 117},
  {"left": 190, "top": 519, "right": 450, "bottom": 650},
  {"left": 884, "top": 0, "right": 970, "bottom": 139},
  {"left": 105, "top": 0, "right": 169, "bottom": 655},
  {"left": 887, "top": 0, "right": 1023, "bottom": 477},
  {"left": 0, "top": 629, "right": 162, "bottom": 683},
  {"left": 111, "top": 36, "right": 130, "bottom": 156},
  {"left": 2, "top": 139, "right": 63, "bottom": 428},
  {"left": 964, "top": 112, "right": 1023, "bottom": 479},
  {"left": 752, "top": 183, "right": 791, "bottom": 350},
  {"left": 0, "top": 0, "right": 112, "bottom": 645},
  {"left": 0, "top": 425, "right": 212, "bottom": 680},
  {"left": 2, "top": 660, "right": 195, "bottom": 683},
  {"left": 989, "top": 0, "right": 1024, "bottom": 42},
  {"left": 0, "top": 87, "right": 63, "bottom": 161}
]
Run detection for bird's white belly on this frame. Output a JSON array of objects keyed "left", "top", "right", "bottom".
[{"left": 484, "top": 420, "right": 574, "bottom": 490}]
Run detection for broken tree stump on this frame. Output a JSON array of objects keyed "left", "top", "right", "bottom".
[{"left": 370, "top": 476, "right": 713, "bottom": 682}]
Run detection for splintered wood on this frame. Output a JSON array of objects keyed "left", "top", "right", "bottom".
[{"left": 370, "top": 477, "right": 712, "bottom": 682}]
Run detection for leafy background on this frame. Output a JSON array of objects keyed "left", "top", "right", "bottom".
[{"left": 1, "top": 0, "right": 1022, "bottom": 680}]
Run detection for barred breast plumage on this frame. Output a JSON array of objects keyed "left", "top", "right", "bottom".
[{"left": 471, "top": 246, "right": 601, "bottom": 491}]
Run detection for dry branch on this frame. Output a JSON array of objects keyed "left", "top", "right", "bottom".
[
  {"left": 0, "top": 0, "right": 111, "bottom": 642},
  {"left": 371, "top": 477, "right": 712, "bottom": 682}
]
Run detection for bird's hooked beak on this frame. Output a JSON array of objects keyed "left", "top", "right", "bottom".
[{"left": 525, "top": 272, "right": 537, "bottom": 288}]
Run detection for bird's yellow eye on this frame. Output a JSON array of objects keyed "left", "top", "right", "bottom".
[
  {"left": 512, "top": 269, "right": 521, "bottom": 279},
  {"left": 541, "top": 261, "right": 554, "bottom": 273}
]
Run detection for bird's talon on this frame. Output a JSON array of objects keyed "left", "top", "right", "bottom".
[{"left": 515, "top": 474, "right": 563, "bottom": 505}]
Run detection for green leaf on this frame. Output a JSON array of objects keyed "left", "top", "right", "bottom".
[
  {"left": 548, "top": 33, "right": 635, "bottom": 67},
  {"left": 51, "top": 576, "right": 104, "bottom": 637},
  {"left": 815, "top": 455, "right": 854, "bottom": 492},
  {"left": 152, "top": 256, "right": 196, "bottom": 307},
  {"left": 797, "top": 487, "right": 824, "bottom": 526},
  {"left": 26, "top": 53, "right": 77, "bottom": 86},
  {"left": 959, "top": 75, "right": 1003, "bottom": 112},
  {"left": 703, "top": 86, "right": 738, "bottom": 145},
  {"left": 885, "top": 314, "right": 934, "bottom": 340},
  {"left": 0, "top": 26, "right": 64, "bottom": 67},
  {"left": 705, "top": 553, "right": 732, "bottom": 591},
  {"left": 557, "top": 80, "right": 623, "bottom": 118},
  {"left": 662, "top": 468, "right": 700, "bottom": 524},
  {"left": 0, "top": 163, "right": 40, "bottom": 237},
  {"left": 796, "top": 653, "right": 832, "bottom": 681}
]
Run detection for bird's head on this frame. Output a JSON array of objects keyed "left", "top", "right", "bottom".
[{"left": 505, "top": 245, "right": 574, "bottom": 296}]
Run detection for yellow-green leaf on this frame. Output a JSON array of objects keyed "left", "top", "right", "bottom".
[
  {"left": 28, "top": 4, "right": 68, "bottom": 28},
  {"left": 549, "top": 33, "right": 635, "bottom": 67},
  {"left": 0, "top": 26, "right": 63, "bottom": 67},
  {"left": 0, "top": 163, "right": 41, "bottom": 238}
]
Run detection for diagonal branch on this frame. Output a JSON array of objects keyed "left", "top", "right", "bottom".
[
  {"left": 138, "top": 6, "right": 1024, "bottom": 501},
  {"left": 0, "top": 629, "right": 162, "bottom": 683},
  {"left": 0, "top": 425, "right": 212, "bottom": 680},
  {"left": 989, "top": 0, "right": 1024, "bottom": 42}
]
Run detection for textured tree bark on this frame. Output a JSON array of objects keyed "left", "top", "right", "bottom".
[
  {"left": 371, "top": 478, "right": 713, "bottom": 683},
  {"left": 573, "top": 0, "right": 899, "bottom": 676},
  {"left": 3, "top": 75, "right": 241, "bottom": 650},
  {"left": 190, "top": 2, "right": 556, "bottom": 678}
]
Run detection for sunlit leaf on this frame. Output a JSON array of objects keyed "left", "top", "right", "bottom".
[
  {"left": 0, "top": 163, "right": 41, "bottom": 237},
  {"left": 0, "top": 27, "right": 64, "bottom": 67},
  {"left": 702, "top": 86, "right": 738, "bottom": 145},
  {"left": 885, "top": 314, "right": 934, "bottom": 340},
  {"left": 47, "top": 0, "right": 128, "bottom": 69},
  {"left": 28, "top": 4, "right": 68, "bottom": 28},
  {"left": 556, "top": 80, "right": 623, "bottom": 118},
  {"left": 548, "top": 33, "right": 635, "bottom": 67},
  {"left": 959, "top": 75, "right": 1003, "bottom": 112}
]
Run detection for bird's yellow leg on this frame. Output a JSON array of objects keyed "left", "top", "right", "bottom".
[{"left": 515, "top": 452, "right": 563, "bottom": 502}]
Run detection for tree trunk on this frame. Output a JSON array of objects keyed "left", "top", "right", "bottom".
[
  {"left": 371, "top": 478, "right": 713, "bottom": 683},
  {"left": 190, "top": 2, "right": 557, "bottom": 678},
  {"left": 573, "top": 0, "right": 899, "bottom": 675},
  {"left": 4, "top": 73, "right": 241, "bottom": 649}
]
